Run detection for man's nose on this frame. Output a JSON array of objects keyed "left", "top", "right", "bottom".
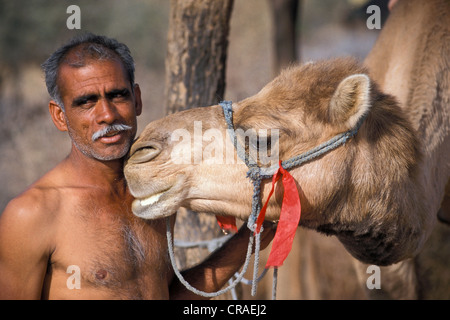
[{"left": 96, "top": 98, "right": 118, "bottom": 124}]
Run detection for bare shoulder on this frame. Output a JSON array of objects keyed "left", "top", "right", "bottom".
[
  {"left": 0, "top": 171, "right": 64, "bottom": 298},
  {"left": 4, "top": 166, "right": 62, "bottom": 215},
  {"left": 2, "top": 186, "right": 55, "bottom": 225},
  {"left": 0, "top": 185, "right": 57, "bottom": 251},
  {"left": 0, "top": 166, "right": 65, "bottom": 252}
]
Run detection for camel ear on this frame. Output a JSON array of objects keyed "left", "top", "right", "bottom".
[{"left": 329, "top": 74, "right": 371, "bottom": 130}]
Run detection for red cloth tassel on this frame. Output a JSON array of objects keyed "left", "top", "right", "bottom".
[
  {"left": 256, "top": 161, "right": 301, "bottom": 268},
  {"left": 216, "top": 161, "right": 301, "bottom": 268},
  {"left": 216, "top": 215, "right": 238, "bottom": 233}
]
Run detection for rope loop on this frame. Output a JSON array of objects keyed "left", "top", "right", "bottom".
[
  {"left": 167, "top": 217, "right": 257, "bottom": 298},
  {"left": 166, "top": 100, "right": 367, "bottom": 300}
]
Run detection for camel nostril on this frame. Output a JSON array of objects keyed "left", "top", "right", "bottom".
[{"left": 128, "top": 141, "right": 161, "bottom": 164}]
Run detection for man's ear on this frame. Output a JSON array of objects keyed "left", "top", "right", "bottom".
[
  {"left": 133, "top": 84, "right": 143, "bottom": 116},
  {"left": 49, "top": 101, "right": 68, "bottom": 132},
  {"left": 329, "top": 74, "right": 371, "bottom": 130}
]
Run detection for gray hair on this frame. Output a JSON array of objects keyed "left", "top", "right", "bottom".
[{"left": 41, "top": 33, "right": 135, "bottom": 111}]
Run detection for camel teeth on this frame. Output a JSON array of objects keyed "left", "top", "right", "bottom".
[{"left": 140, "top": 192, "right": 163, "bottom": 206}]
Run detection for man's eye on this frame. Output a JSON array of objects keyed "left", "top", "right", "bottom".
[
  {"left": 73, "top": 95, "right": 97, "bottom": 108},
  {"left": 109, "top": 90, "right": 130, "bottom": 100},
  {"left": 75, "top": 101, "right": 91, "bottom": 108}
]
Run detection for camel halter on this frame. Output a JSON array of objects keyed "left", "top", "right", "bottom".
[{"left": 166, "top": 100, "right": 366, "bottom": 300}]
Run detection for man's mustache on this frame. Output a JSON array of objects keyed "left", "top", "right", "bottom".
[{"left": 92, "top": 123, "right": 132, "bottom": 142}]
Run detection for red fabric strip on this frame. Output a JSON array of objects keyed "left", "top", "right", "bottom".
[
  {"left": 216, "top": 215, "right": 238, "bottom": 233},
  {"left": 265, "top": 164, "right": 301, "bottom": 268},
  {"left": 216, "top": 161, "right": 301, "bottom": 267},
  {"left": 255, "top": 169, "right": 282, "bottom": 234},
  {"left": 255, "top": 161, "right": 301, "bottom": 268}
]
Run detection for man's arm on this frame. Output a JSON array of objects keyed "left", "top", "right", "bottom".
[
  {"left": 169, "top": 222, "right": 275, "bottom": 300},
  {"left": 0, "top": 192, "right": 52, "bottom": 299}
]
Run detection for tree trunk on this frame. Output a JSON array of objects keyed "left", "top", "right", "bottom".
[
  {"left": 268, "top": 0, "right": 301, "bottom": 75},
  {"left": 164, "top": 0, "right": 239, "bottom": 300},
  {"left": 165, "top": 0, "right": 234, "bottom": 114}
]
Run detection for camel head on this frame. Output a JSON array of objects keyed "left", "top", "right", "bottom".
[{"left": 124, "top": 58, "right": 424, "bottom": 265}]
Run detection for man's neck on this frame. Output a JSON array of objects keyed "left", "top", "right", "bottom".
[{"left": 64, "top": 146, "right": 128, "bottom": 196}]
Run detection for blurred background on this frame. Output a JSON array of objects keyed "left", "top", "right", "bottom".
[
  {"left": 3, "top": 1, "right": 449, "bottom": 301},
  {"left": 0, "top": 0, "right": 384, "bottom": 211}
]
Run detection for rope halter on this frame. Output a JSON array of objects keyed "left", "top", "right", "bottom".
[{"left": 166, "top": 100, "right": 367, "bottom": 299}]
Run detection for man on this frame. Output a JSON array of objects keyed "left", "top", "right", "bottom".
[{"left": 0, "top": 33, "right": 274, "bottom": 299}]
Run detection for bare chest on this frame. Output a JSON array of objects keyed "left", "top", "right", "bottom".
[{"left": 45, "top": 196, "right": 170, "bottom": 299}]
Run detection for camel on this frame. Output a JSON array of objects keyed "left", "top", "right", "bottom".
[{"left": 124, "top": 0, "right": 449, "bottom": 299}]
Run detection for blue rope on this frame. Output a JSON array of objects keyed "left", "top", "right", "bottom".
[
  {"left": 166, "top": 100, "right": 366, "bottom": 300},
  {"left": 166, "top": 217, "right": 256, "bottom": 298},
  {"left": 169, "top": 101, "right": 367, "bottom": 300},
  {"left": 222, "top": 101, "right": 263, "bottom": 229},
  {"left": 220, "top": 100, "right": 367, "bottom": 299},
  {"left": 221, "top": 100, "right": 366, "bottom": 218}
]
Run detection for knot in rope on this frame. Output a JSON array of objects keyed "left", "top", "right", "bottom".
[
  {"left": 166, "top": 100, "right": 367, "bottom": 301},
  {"left": 246, "top": 165, "right": 261, "bottom": 181}
]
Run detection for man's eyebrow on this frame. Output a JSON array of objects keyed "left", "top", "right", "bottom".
[
  {"left": 106, "top": 88, "right": 131, "bottom": 98},
  {"left": 72, "top": 93, "right": 99, "bottom": 106}
]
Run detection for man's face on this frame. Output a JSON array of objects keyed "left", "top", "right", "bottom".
[{"left": 57, "top": 59, "right": 142, "bottom": 161}]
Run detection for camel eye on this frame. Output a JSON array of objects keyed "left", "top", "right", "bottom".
[
  {"left": 128, "top": 142, "right": 161, "bottom": 164},
  {"left": 251, "top": 135, "right": 272, "bottom": 151},
  {"left": 245, "top": 130, "right": 279, "bottom": 167}
]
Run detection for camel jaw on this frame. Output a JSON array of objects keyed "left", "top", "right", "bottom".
[
  {"left": 129, "top": 175, "right": 190, "bottom": 220},
  {"left": 131, "top": 189, "right": 176, "bottom": 219},
  {"left": 138, "top": 190, "right": 167, "bottom": 207}
]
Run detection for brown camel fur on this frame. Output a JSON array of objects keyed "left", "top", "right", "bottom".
[
  {"left": 124, "top": 0, "right": 449, "bottom": 298},
  {"left": 126, "top": 57, "right": 429, "bottom": 264}
]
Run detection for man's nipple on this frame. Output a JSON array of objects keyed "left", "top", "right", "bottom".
[{"left": 95, "top": 269, "right": 108, "bottom": 280}]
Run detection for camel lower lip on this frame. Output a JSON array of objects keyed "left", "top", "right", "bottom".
[
  {"left": 137, "top": 188, "right": 171, "bottom": 207},
  {"left": 128, "top": 178, "right": 187, "bottom": 220},
  {"left": 140, "top": 191, "right": 165, "bottom": 206},
  {"left": 131, "top": 187, "right": 176, "bottom": 219}
]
